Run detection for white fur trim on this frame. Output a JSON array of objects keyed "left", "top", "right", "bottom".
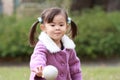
[
  {"left": 38, "top": 32, "right": 75, "bottom": 53},
  {"left": 62, "top": 35, "right": 75, "bottom": 49}
]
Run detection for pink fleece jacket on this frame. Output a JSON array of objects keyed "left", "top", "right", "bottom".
[{"left": 29, "top": 32, "right": 82, "bottom": 80}]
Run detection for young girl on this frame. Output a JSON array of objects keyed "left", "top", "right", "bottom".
[{"left": 29, "top": 7, "right": 82, "bottom": 80}]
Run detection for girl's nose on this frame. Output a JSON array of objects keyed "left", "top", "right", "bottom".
[{"left": 55, "top": 26, "right": 60, "bottom": 30}]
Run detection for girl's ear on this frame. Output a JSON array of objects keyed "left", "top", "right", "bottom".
[{"left": 40, "top": 24, "right": 45, "bottom": 31}]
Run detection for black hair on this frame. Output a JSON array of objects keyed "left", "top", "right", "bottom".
[{"left": 29, "top": 7, "right": 78, "bottom": 47}]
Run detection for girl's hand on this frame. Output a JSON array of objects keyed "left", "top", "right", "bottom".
[{"left": 32, "top": 66, "right": 43, "bottom": 77}]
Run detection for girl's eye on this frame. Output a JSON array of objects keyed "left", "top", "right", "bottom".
[
  {"left": 51, "top": 24, "right": 55, "bottom": 27},
  {"left": 60, "top": 24, "right": 64, "bottom": 26}
]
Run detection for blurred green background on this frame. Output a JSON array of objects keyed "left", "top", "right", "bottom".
[
  {"left": 0, "top": 0, "right": 120, "bottom": 61},
  {"left": 0, "top": 0, "right": 120, "bottom": 80}
]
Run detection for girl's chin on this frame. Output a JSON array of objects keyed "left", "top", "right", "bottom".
[{"left": 51, "top": 37, "right": 61, "bottom": 41}]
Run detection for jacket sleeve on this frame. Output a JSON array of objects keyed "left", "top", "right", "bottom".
[
  {"left": 34, "top": 75, "right": 45, "bottom": 80},
  {"left": 69, "top": 49, "right": 82, "bottom": 80},
  {"left": 29, "top": 42, "right": 47, "bottom": 80}
]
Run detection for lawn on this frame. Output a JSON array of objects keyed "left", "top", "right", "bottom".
[
  {"left": 0, "top": 65, "right": 120, "bottom": 80},
  {"left": 0, "top": 66, "right": 30, "bottom": 80},
  {"left": 82, "top": 66, "right": 120, "bottom": 80}
]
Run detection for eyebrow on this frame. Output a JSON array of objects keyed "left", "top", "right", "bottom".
[{"left": 51, "top": 21, "right": 65, "bottom": 24}]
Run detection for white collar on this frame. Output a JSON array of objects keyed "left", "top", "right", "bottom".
[{"left": 38, "top": 32, "right": 75, "bottom": 53}]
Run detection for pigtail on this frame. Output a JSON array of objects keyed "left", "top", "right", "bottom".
[
  {"left": 29, "top": 21, "right": 39, "bottom": 47},
  {"left": 70, "top": 20, "right": 78, "bottom": 39}
]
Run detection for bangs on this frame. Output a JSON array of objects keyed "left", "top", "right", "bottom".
[
  {"left": 44, "top": 8, "right": 67, "bottom": 23},
  {"left": 46, "top": 9, "right": 61, "bottom": 23}
]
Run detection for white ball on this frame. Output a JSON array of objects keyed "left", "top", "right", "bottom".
[{"left": 43, "top": 65, "right": 58, "bottom": 80}]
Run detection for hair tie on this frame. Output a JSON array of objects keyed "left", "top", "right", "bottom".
[
  {"left": 67, "top": 17, "right": 71, "bottom": 24},
  {"left": 38, "top": 17, "right": 43, "bottom": 23}
]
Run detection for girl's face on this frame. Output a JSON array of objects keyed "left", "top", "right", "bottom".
[{"left": 41, "top": 14, "right": 68, "bottom": 43}]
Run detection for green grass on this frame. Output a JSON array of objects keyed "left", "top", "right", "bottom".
[
  {"left": 0, "top": 66, "right": 120, "bottom": 80},
  {"left": 0, "top": 66, "right": 30, "bottom": 80},
  {"left": 82, "top": 66, "right": 120, "bottom": 80}
]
